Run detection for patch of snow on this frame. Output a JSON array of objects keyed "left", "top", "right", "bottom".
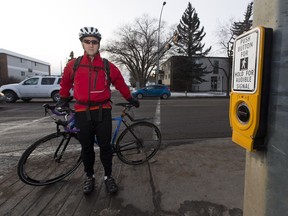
[{"left": 171, "top": 92, "right": 227, "bottom": 97}]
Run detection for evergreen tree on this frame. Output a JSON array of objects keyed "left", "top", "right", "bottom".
[
  {"left": 176, "top": 2, "right": 211, "bottom": 57},
  {"left": 173, "top": 2, "right": 211, "bottom": 91},
  {"left": 172, "top": 56, "right": 208, "bottom": 91},
  {"left": 231, "top": 2, "right": 253, "bottom": 38}
]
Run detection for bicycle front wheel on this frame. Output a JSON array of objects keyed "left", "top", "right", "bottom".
[
  {"left": 17, "top": 132, "right": 82, "bottom": 186},
  {"left": 115, "top": 121, "right": 161, "bottom": 165}
]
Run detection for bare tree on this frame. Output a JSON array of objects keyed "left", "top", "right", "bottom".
[
  {"left": 103, "top": 15, "right": 167, "bottom": 88},
  {"left": 216, "top": 18, "right": 235, "bottom": 58},
  {"left": 213, "top": 19, "right": 235, "bottom": 96}
]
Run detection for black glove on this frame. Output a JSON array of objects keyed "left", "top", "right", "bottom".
[
  {"left": 56, "top": 97, "right": 70, "bottom": 108},
  {"left": 127, "top": 97, "right": 140, "bottom": 108}
]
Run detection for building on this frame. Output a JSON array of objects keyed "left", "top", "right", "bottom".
[
  {"left": 0, "top": 49, "right": 50, "bottom": 82},
  {"left": 160, "top": 56, "right": 230, "bottom": 92}
]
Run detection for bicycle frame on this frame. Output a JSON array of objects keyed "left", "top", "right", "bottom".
[
  {"left": 46, "top": 103, "right": 142, "bottom": 149},
  {"left": 111, "top": 114, "right": 144, "bottom": 149},
  {"left": 111, "top": 116, "right": 123, "bottom": 146}
]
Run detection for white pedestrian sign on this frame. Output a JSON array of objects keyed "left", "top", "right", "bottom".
[
  {"left": 232, "top": 28, "right": 261, "bottom": 93},
  {"left": 240, "top": 57, "right": 248, "bottom": 70}
]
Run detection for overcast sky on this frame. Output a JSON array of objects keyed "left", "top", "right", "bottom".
[{"left": 0, "top": 0, "right": 252, "bottom": 75}]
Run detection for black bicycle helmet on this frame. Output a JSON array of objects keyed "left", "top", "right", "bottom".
[{"left": 79, "top": 27, "right": 102, "bottom": 41}]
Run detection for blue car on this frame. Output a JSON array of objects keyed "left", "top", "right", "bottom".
[{"left": 132, "top": 84, "right": 171, "bottom": 99}]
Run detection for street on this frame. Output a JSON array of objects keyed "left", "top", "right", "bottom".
[
  {"left": 0, "top": 96, "right": 231, "bottom": 178},
  {"left": 0, "top": 96, "right": 231, "bottom": 140}
]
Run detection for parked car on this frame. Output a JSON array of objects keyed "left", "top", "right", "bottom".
[
  {"left": 132, "top": 84, "right": 171, "bottom": 99},
  {"left": 0, "top": 91, "right": 6, "bottom": 103},
  {"left": 0, "top": 76, "right": 62, "bottom": 103}
]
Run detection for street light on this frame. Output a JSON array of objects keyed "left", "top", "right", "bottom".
[{"left": 156, "top": 1, "right": 166, "bottom": 84}]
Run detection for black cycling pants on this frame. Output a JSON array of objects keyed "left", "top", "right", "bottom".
[{"left": 75, "top": 109, "right": 113, "bottom": 177}]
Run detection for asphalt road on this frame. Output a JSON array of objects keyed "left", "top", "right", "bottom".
[
  {"left": 0, "top": 96, "right": 231, "bottom": 178},
  {"left": 159, "top": 97, "right": 231, "bottom": 141}
]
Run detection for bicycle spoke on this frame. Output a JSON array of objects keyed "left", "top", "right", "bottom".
[
  {"left": 116, "top": 122, "right": 161, "bottom": 165},
  {"left": 18, "top": 132, "right": 82, "bottom": 186}
]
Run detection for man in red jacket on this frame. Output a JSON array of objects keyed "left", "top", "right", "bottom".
[{"left": 57, "top": 26, "right": 139, "bottom": 195}]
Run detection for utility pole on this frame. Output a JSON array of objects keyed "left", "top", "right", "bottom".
[
  {"left": 156, "top": 1, "right": 166, "bottom": 84},
  {"left": 243, "top": 0, "right": 288, "bottom": 215}
]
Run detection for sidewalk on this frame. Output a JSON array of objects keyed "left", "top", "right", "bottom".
[
  {"left": 117, "top": 137, "right": 245, "bottom": 216},
  {"left": 0, "top": 137, "right": 245, "bottom": 216},
  {"left": 171, "top": 91, "right": 227, "bottom": 98}
]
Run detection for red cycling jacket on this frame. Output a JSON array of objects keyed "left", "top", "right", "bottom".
[{"left": 59, "top": 52, "right": 132, "bottom": 112}]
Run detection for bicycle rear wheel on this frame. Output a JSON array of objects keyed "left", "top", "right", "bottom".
[
  {"left": 17, "top": 132, "right": 82, "bottom": 186},
  {"left": 115, "top": 121, "right": 161, "bottom": 165}
]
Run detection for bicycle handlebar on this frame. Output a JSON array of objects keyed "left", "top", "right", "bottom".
[
  {"left": 43, "top": 103, "right": 70, "bottom": 116},
  {"left": 42, "top": 103, "right": 72, "bottom": 127},
  {"left": 42, "top": 101, "right": 138, "bottom": 127},
  {"left": 115, "top": 103, "right": 134, "bottom": 109}
]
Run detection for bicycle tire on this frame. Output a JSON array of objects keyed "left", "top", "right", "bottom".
[
  {"left": 17, "top": 132, "right": 82, "bottom": 186},
  {"left": 115, "top": 121, "right": 161, "bottom": 165}
]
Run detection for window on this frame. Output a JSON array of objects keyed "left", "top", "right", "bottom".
[
  {"left": 41, "top": 78, "right": 56, "bottom": 85},
  {"left": 213, "top": 60, "right": 219, "bottom": 74},
  {"left": 146, "top": 86, "right": 155, "bottom": 90},
  {"left": 23, "top": 78, "right": 39, "bottom": 85},
  {"left": 57, "top": 78, "right": 62, "bottom": 84},
  {"left": 211, "top": 76, "right": 217, "bottom": 90}
]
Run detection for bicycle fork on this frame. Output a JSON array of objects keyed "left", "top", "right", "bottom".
[{"left": 121, "top": 120, "right": 143, "bottom": 151}]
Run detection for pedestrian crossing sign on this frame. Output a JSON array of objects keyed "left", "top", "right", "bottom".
[
  {"left": 229, "top": 26, "right": 273, "bottom": 151},
  {"left": 232, "top": 27, "right": 262, "bottom": 93}
]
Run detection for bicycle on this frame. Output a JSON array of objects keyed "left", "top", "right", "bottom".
[{"left": 17, "top": 102, "right": 162, "bottom": 186}]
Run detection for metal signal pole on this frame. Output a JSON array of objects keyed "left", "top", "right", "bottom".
[{"left": 156, "top": 1, "right": 166, "bottom": 84}]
